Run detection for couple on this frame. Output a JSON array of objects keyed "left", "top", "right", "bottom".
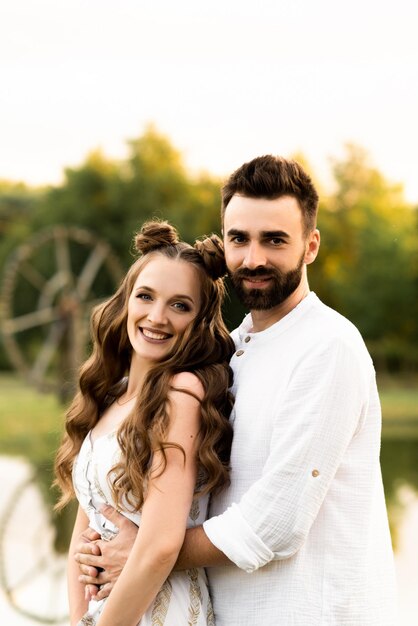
[{"left": 55, "top": 155, "right": 397, "bottom": 625}]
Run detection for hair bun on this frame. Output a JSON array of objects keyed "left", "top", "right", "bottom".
[
  {"left": 134, "top": 220, "right": 180, "bottom": 255},
  {"left": 194, "top": 235, "right": 227, "bottom": 280}
]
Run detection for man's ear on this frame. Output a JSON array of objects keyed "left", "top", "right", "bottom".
[{"left": 304, "top": 229, "right": 320, "bottom": 265}]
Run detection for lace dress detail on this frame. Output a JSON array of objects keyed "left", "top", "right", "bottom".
[{"left": 73, "top": 431, "right": 213, "bottom": 625}]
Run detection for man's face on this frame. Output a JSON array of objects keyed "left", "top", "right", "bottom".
[{"left": 223, "top": 194, "right": 317, "bottom": 310}]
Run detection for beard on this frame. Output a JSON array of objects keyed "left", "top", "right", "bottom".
[{"left": 230, "top": 254, "right": 305, "bottom": 311}]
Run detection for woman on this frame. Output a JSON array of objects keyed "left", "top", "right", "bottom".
[{"left": 54, "top": 220, "right": 234, "bottom": 626}]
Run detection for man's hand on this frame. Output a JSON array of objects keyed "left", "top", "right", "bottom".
[{"left": 75, "top": 505, "right": 138, "bottom": 601}]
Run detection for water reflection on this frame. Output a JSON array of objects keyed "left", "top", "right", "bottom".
[
  {"left": 381, "top": 438, "right": 418, "bottom": 547},
  {"left": 380, "top": 434, "right": 418, "bottom": 624}
]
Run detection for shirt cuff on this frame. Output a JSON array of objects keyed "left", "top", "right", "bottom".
[{"left": 203, "top": 503, "right": 274, "bottom": 573}]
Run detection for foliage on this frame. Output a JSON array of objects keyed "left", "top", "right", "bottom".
[
  {"left": 309, "top": 144, "right": 418, "bottom": 371},
  {"left": 0, "top": 131, "right": 417, "bottom": 372},
  {"left": 32, "top": 125, "right": 223, "bottom": 269},
  {"left": 0, "top": 180, "right": 43, "bottom": 264}
]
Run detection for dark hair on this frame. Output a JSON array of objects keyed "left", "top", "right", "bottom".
[
  {"left": 221, "top": 155, "right": 319, "bottom": 234},
  {"left": 54, "top": 220, "right": 234, "bottom": 511}
]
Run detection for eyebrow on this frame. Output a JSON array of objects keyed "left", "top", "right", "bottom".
[
  {"left": 134, "top": 285, "right": 196, "bottom": 304},
  {"left": 226, "top": 228, "right": 290, "bottom": 240}
]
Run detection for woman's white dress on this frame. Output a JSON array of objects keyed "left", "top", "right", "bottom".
[{"left": 72, "top": 430, "right": 214, "bottom": 626}]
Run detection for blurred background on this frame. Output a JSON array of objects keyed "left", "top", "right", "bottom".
[{"left": 0, "top": 1, "right": 417, "bottom": 624}]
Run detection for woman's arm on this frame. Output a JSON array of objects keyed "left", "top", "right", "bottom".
[
  {"left": 96, "top": 372, "right": 203, "bottom": 626},
  {"left": 68, "top": 505, "right": 90, "bottom": 626}
]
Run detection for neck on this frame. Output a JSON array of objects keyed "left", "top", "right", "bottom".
[
  {"left": 125, "top": 356, "right": 151, "bottom": 397},
  {"left": 250, "top": 278, "right": 310, "bottom": 332}
]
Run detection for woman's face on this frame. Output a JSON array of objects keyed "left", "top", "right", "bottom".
[{"left": 127, "top": 256, "right": 201, "bottom": 365}]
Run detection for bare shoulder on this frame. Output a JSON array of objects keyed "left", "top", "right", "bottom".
[{"left": 170, "top": 372, "right": 205, "bottom": 403}]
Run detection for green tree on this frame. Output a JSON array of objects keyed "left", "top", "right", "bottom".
[
  {"left": 310, "top": 145, "right": 418, "bottom": 371},
  {"left": 34, "top": 125, "right": 223, "bottom": 266}
]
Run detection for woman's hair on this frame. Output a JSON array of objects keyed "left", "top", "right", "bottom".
[{"left": 54, "top": 220, "right": 234, "bottom": 511}]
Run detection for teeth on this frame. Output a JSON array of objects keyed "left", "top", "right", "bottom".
[{"left": 142, "top": 328, "right": 169, "bottom": 340}]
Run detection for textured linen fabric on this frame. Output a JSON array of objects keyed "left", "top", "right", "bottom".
[
  {"left": 73, "top": 430, "right": 214, "bottom": 625},
  {"left": 204, "top": 292, "right": 397, "bottom": 625}
]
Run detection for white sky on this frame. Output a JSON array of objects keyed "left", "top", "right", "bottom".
[{"left": 1, "top": 0, "right": 418, "bottom": 202}]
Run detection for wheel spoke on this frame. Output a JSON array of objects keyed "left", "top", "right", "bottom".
[
  {"left": 30, "top": 322, "right": 66, "bottom": 383},
  {"left": 17, "top": 262, "right": 47, "bottom": 291},
  {"left": 38, "top": 271, "right": 72, "bottom": 311},
  {"left": 54, "top": 229, "right": 73, "bottom": 287},
  {"left": 2, "top": 307, "right": 60, "bottom": 334},
  {"left": 76, "top": 243, "right": 108, "bottom": 300}
]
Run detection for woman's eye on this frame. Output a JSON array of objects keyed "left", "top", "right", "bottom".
[
  {"left": 173, "top": 302, "right": 189, "bottom": 312},
  {"left": 137, "top": 293, "right": 152, "bottom": 301}
]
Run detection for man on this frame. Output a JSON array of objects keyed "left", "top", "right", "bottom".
[{"left": 76, "top": 156, "right": 397, "bottom": 624}]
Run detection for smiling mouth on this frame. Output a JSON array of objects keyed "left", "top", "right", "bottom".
[
  {"left": 243, "top": 277, "right": 272, "bottom": 286},
  {"left": 140, "top": 327, "right": 173, "bottom": 341}
]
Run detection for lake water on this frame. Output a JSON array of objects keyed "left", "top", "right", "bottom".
[{"left": 0, "top": 441, "right": 417, "bottom": 626}]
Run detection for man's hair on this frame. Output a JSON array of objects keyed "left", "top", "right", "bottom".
[{"left": 221, "top": 155, "right": 319, "bottom": 234}]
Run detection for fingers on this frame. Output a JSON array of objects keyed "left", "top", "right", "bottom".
[
  {"left": 85, "top": 584, "right": 99, "bottom": 602},
  {"left": 78, "top": 570, "right": 109, "bottom": 586},
  {"left": 94, "top": 582, "right": 113, "bottom": 601},
  {"left": 75, "top": 551, "right": 102, "bottom": 568},
  {"left": 84, "top": 581, "right": 112, "bottom": 602},
  {"left": 83, "top": 541, "right": 101, "bottom": 556},
  {"left": 100, "top": 504, "right": 131, "bottom": 528},
  {"left": 81, "top": 527, "right": 101, "bottom": 543},
  {"left": 78, "top": 573, "right": 102, "bottom": 585},
  {"left": 78, "top": 564, "right": 100, "bottom": 578},
  {"left": 74, "top": 543, "right": 101, "bottom": 567}
]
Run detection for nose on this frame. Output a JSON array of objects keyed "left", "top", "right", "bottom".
[
  {"left": 147, "top": 302, "right": 168, "bottom": 325},
  {"left": 243, "top": 242, "right": 267, "bottom": 270}
]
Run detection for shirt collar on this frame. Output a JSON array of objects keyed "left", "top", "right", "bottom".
[{"left": 237, "top": 292, "right": 318, "bottom": 342}]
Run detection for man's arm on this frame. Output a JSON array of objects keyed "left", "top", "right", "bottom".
[
  {"left": 202, "top": 337, "right": 371, "bottom": 573},
  {"left": 175, "top": 524, "right": 232, "bottom": 569}
]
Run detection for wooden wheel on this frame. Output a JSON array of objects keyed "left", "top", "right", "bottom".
[{"left": 0, "top": 226, "right": 123, "bottom": 400}]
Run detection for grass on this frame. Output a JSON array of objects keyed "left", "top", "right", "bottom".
[
  {"left": 0, "top": 373, "right": 72, "bottom": 551},
  {"left": 0, "top": 373, "right": 64, "bottom": 459},
  {"left": 381, "top": 388, "right": 418, "bottom": 419},
  {"left": 378, "top": 374, "right": 418, "bottom": 438}
]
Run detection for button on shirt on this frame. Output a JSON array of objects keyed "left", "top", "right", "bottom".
[{"left": 204, "top": 293, "right": 397, "bottom": 625}]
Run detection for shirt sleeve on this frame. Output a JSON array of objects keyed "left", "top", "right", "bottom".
[{"left": 203, "top": 336, "right": 375, "bottom": 572}]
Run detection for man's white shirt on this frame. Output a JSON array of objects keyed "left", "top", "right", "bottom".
[{"left": 204, "top": 292, "right": 397, "bottom": 625}]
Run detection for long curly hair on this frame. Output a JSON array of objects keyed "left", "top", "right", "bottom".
[{"left": 54, "top": 220, "right": 235, "bottom": 511}]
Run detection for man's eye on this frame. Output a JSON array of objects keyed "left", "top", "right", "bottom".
[
  {"left": 231, "top": 236, "right": 246, "bottom": 244},
  {"left": 270, "top": 238, "right": 284, "bottom": 245}
]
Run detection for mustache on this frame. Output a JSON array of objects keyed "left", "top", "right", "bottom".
[{"left": 231, "top": 267, "right": 278, "bottom": 280}]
